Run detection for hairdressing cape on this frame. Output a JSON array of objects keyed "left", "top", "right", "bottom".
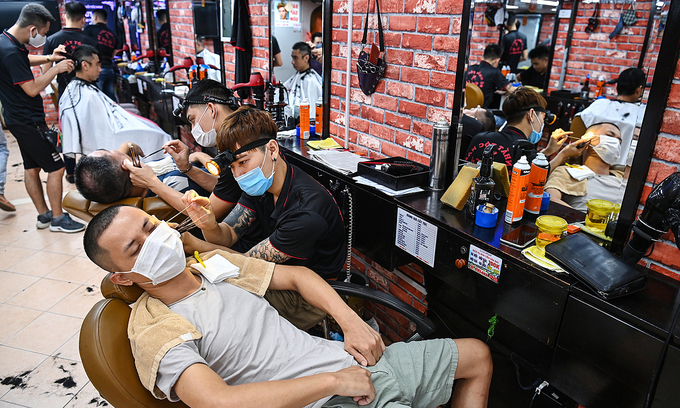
[{"left": 59, "top": 78, "right": 171, "bottom": 158}]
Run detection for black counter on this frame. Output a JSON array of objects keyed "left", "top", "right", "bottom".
[{"left": 278, "top": 138, "right": 680, "bottom": 408}]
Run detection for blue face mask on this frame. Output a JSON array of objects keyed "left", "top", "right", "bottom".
[
  {"left": 235, "top": 150, "right": 275, "bottom": 196},
  {"left": 528, "top": 111, "right": 544, "bottom": 144}
]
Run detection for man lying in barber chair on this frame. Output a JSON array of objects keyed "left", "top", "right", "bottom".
[
  {"left": 74, "top": 140, "right": 217, "bottom": 212},
  {"left": 84, "top": 204, "right": 493, "bottom": 407}
]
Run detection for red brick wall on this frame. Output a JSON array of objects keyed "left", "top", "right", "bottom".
[{"left": 327, "top": 0, "right": 464, "bottom": 166}]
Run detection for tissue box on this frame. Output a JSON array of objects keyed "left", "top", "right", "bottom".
[{"left": 357, "top": 157, "right": 429, "bottom": 190}]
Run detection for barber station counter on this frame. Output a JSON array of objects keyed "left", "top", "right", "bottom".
[{"left": 278, "top": 137, "right": 680, "bottom": 408}]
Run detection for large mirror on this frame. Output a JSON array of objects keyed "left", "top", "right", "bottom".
[{"left": 460, "top": 0, "right": 668, "bottom": 231}]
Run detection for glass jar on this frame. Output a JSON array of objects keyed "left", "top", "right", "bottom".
[
  {"left": 536, "top": 215, "right": 568, "bottom": 251},
  {"left": 586, "top": 199, "right": 615, "bottom": 232}
]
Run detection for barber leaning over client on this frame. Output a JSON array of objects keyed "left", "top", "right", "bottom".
[{"left": 181, "top": 106, "right": 347, "bottom": 330}]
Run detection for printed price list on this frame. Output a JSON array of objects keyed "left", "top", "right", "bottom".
[{"left": 395, "top": 208, "right": 437, "bottom": 267}]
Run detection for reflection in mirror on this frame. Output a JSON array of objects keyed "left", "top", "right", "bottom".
[
  {"left": 461, "top": 0, "right": 668, "bottom": 221},
  {"left": 269, "top": 0, "right": 324, "bottom": 122}
]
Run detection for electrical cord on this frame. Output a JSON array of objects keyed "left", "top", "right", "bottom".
[
  {"left": 344, "top": 186, "right": 353, "bottom": 282},
  {"left": 529, "top": 381, "right": 549, "bottom": 408}
]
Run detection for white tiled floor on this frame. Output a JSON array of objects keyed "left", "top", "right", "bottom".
[{"left": 0, "top": 131, "right": 110, "bottom": 407}]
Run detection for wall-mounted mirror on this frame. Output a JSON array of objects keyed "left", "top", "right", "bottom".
[{"left": 460, "top": 0, "right": 669, "bottom": 228}]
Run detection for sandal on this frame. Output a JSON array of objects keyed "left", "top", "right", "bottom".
[{"left": 0, "top": 197, "right": 16, "bottom": 212}]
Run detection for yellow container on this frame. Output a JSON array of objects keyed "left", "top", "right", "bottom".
[
  {"left": 535, "top": 215, "right": 568, "bottom": 251},
  {"left": 586, "top": 199, "right": 615, "bottom": 232}
]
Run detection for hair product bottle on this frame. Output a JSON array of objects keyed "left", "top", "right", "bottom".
[{"left": 505, "top": 155, "right": 531, "bottom": 224}]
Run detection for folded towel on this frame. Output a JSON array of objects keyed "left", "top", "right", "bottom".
[
  {"left": 566, "top": 165, "right": 596, "bottom": 181},
  {"left": 128, "top": 292, "right": 202, "bottom": 399},
  {"left": 146, "top": 156, "right": 176, "bottom": 176},
  {"left": 190, "top": 254, "right": 240, "bottom": 283},
  {"left": 186, "top": 250, "right": 275, "bottom": 297}
]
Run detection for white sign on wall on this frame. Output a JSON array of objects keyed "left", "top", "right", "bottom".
[{"left": 395, "top": 208, "right": 438, "bottom": 267}]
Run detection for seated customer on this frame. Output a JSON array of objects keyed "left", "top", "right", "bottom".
[
  {"left": 466, "top": 44, "right": 517, "bottom": 108},
  {"left": 516, "top": 45, "right": 549, "bottom": 89},
  {"left": 283, "top": 42, "right": 323, "bottom": 120},
  {"left": 59, "top": 45, "right": 171, "bottom": 158},
  {"left": 461, "top": 107, "right": 495, "bottom": 154},
  {"left": 576, "top": 67, "right": 646, "bottom": 168},
  {"left": 74, "top": 142, "right": 215, "bottom": 211},
  {"left": 83, "top": 204, "right": 493, "bottom": 408},
  {"left": 465, "top": 87, "right": 575, "bottom": 171},
  {"left": 545, "top": 123, "right": 626, "bottom": 212}
]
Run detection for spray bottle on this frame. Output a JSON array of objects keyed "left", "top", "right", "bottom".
[
  {"left": 505, "top": 156, "right": 531, "bottom": 224},
  {"left": 299, "top": 98, "right": 310, "bottom": 139},
  {"left": 466, "top": 144, "right": 496, "bottom": 218},
  {"left": 525, "top": 153, "right": 550, "bottom": 214},
  {"left": 315, "top": 97, "right": 323, "bottom": 135}
]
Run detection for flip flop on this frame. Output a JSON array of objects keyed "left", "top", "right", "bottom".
[{"left": 0, "top": 198, "right": 16, "bottom": 212}]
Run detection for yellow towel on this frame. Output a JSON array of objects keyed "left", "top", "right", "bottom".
[{"left": 129, "top": 250, "right": 275, "bottom": 399}]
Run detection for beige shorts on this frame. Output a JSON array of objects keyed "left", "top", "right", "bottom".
[{"left": 264, "top": 289, "right": 327, "bottom": 331}]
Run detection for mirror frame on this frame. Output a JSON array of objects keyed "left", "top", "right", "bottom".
[{"left": 451, "top": 0, "right": 680, "bottom": 255}]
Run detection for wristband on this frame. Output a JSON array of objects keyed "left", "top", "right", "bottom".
[
  {"left": 46, "top": 55, "right": 50, "bottom": 62},
  {"left": 179, "top": 163, "right": 193, "bottom": 174}
]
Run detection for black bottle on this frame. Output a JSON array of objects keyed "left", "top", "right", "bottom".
[{"left": 467, "top": 144, "right": 496, "bottom": 218}]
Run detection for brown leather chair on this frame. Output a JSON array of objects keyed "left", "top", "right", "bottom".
[
  {"left": 570, "top": 115, "right": 587, "bottom": 141},
  {"left": 80, "top": 275, "right": 435, "bottom": 407},
  {"left": 62, "top": 190, "right": 185, "bottom": 223},
  {"left": 465, "top": 82, "right": 485, "bottom": 109}
]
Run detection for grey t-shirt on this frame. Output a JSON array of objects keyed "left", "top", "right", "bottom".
[
  {"left": 156, "top": 276, "right": 356, "bottom": 407},
  {"left": 561, "top": 174, "right": 628, "bottom": 212}
]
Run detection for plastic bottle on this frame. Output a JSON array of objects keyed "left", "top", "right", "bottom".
[
  {"left": 505, "top": 156, "right": 531, "bottom": 224},
  {"left": 580, "top": 74, "right": 590, "bottom": 101},
  {"left": 315, "top": 97, "right": 323, "bottom": 135},
  {"left": 524, "top": 153, "right": 550, "bottom": 214},
  {"left": 299, "top": 98, "right": 310, "bottom": 139},
  {"left": 466, "top": 144, "right": 496, "bottom": 218}
]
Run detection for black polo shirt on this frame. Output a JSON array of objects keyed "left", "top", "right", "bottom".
[
  {"left": 237, "top": 162, "right": 347, "bottom": 279},
  {"left": 0, "top": 31, "right": 44, "bottom": 126},
  {"left": 501, "top": 30, "right": 527, "bottom": 72},
  {"left": 466, "top": 61, "right": 508, "bottom": 108},
  {"left": 465, "top": 126, "right": 537, "bottom": 169},
  {"left": 43, "top": 28, "right": 97, "bottom": 97},
  {"left": 518, "top": 66, "right": 547, "bottom": 89},
  {"left": 84, "top": 23, "right": 116, "bottom": 68}
]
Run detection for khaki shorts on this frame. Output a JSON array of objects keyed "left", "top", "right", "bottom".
[
  {"left": 264, "top": 289, "right": 327, "bottom": 331},
  {"left": 322, "top": 339, "right": 458, "bottom": 408}
]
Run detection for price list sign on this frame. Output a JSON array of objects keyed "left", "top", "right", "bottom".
[
  {"left": 395, "top": 208, "right": 438, "bottom": 267},
  {"left": 468, "top": 244, "right": 503, "bottom": 283}
]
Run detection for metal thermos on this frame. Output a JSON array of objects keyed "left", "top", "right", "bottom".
[{"left": 429, "top": 118, "right": 450, "bottom": 190}]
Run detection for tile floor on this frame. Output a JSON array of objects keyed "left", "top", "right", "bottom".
[{"left": 0, "top": 131, "right": 110, "bottom": 407}]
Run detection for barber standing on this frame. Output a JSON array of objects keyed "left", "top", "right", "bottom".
[
  {"left": 84, "top": 8, "right": 117, "bottom": 101},
  {"left": 0, "top": 4, "right": 85, "bottom": 233}
]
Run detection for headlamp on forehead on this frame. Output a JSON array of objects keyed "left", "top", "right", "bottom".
[
  {"left": 172, "top": 94, "right": 241, "bottom": 119},
  {"left": 205, "top": 138, "right": 274, "bottom": 176},
  {"left": 529, "top": 107, "right": 556, "bottom": 126}
]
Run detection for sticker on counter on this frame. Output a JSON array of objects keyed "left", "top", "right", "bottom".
[
  {"left": 395, "top": 208, "right": 437, "bottom": 267},
  {"left": 468, "top": 244, "right": 502, "bottom": 283}
]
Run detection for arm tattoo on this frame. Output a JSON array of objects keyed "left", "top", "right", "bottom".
[
  {"left": 248, "top": 239, "right": 291, "bottom": 263},
  {"left": 224, "top": 205, "right": 256, "bottom": 239}
]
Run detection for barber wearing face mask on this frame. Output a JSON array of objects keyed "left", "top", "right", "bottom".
[
  {"left": 465, "top": 87, "right": 576, "bottom": 173},
  {"left": 180, "top": 106, "right": 347, "bottom": 331},
  {"left": 174, "top": 80, "right": 243, "bottom": 224}
]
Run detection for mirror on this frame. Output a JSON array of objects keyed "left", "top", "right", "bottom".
[
  {"left": 460, "top": 0, "right": 668, "bottom": 221},
  {"left": 120, "top": 1, "right": 173, "bottom": 69},
  {"left": 268, "top": 0, "right": 324, "bottom": 120}
]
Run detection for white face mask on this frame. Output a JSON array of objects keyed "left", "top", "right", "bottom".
[
  {"left": 592, "top": 135, "right": 621, "bottom": 165},
  {"left": 120, "top": 222, "right": 186, "bottom": 285},
  {"left": 191, "top": 105, "right": 217, "bottom": 147},
  {"left": 28, "top": 28, "right": 46, "bottom": 48}
]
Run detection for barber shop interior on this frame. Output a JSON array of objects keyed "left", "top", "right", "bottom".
[{"left": 2, "top": 0, "right": 680, "bottom": 406}]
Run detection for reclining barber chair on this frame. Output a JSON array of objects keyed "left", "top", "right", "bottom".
[
  {"left": 465, "top": 83, "right": 485, "bottom": 110},
  {"left": 62, "top": 190, "right": 183, "bottom": 223},
  {"left": 80, "top": 275, "right": 435, "bottom": 407}
]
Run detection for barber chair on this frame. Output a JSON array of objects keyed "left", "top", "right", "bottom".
[
  {"left": 569, "top": 115, "right": 587, "bottom": 141},
  {"left": 62, "top": 190, "right": 184, "bottom": 223},
  {"left": 80, "top": 275, "right": 435, "bottom": 407},
  {"left": 465, "top": 83, "right": 485, "bottom": 109}
]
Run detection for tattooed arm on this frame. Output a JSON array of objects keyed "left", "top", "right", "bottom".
[{"left": 247, "top": 239, "right": 292, "bottom": 263}]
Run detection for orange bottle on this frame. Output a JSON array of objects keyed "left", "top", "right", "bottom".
[
  {"left": 315, "top": 97, "right": 323, "bottom": 135},
  {"left": 300, "top": 98, "right": 310, "bottom": 139},
  {"left": 505, "top": 156, "right": 531, "bottom": 224},
  {"left": 524, "top": 153, "right": 550, "bottom": 214}
]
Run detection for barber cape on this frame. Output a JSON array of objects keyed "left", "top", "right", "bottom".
[
  {"left": 59, "top": 78, "right": 171, "bottom": 158},
  {"left": 282, "top": 68, "right": 322, "bottom": 120},
  {"left": 197, "top": 49, "right": 221, "bottom": 82}
]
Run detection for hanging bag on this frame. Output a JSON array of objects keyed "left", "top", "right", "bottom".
[
  {"left": 357, "top": 0, "right": 386, "bottom": 96},
  {"left": 585, "top": 2, "right": 600, "bottom": 34}
]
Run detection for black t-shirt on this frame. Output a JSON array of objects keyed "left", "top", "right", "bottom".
[
  {"left": 0, "top": 31, "right": 44, "bottom": 126},
  {"left": 466, "top": 61, "right": 508, "bottom": 108},
  {"left": 43, "top": 28, "right": 98, "bottom": 97},
  {"left": 518, "top": 66, "right": 546, "bottom": 89},
  {"left": 461, "top": 114, "right": 485, "bottom": 155},
  {"left": 237, "top": 162, "right": 347, "bottom": 279},
  {"left": 465, "top": 126, "right": 537, "bottom": 169},
  {"left": 212, "top": 170, "right": 261, "bottom": 254},
  {"left": 501, "top": 30, "right": 527, "bottom": 72},
  {"left": 84, "top": 23, "right": 116, "bottom": 68},
  {"left": 272, "top": 36, "right": 281, "bottom": 56},
  {"left": 157, "top": 23, "right": 170, "bottom": 51}
]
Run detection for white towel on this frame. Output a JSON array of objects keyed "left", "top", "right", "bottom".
[
  {"left": 190, "top": 254, "right": 240, "bottom": 283},
  {"left": 566, "top": 165, "right": 596, "bottom": 181}
]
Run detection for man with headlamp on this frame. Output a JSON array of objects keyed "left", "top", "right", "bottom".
[
  {"left": 180, "top": 106, "right": 347, "bottom": 330},
  {"left": 465, "top": 87, "right": 579, "bottom": 172}
]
